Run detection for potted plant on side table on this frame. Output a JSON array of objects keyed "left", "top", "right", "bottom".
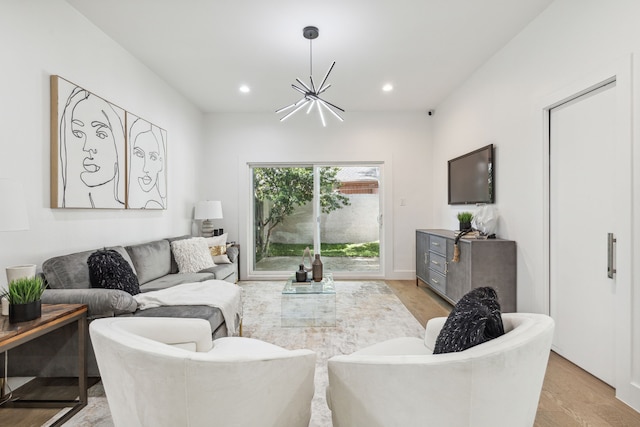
[{"left": 4, "top": 276, "right": 45, "bottom": 323}]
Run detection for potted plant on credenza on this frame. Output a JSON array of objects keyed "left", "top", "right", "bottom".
[
  {"left": 4, "top": 276, "right": 45, "bottom": 323},
  {"left": 457, "top": 211, "right": 474, "bottom": 231}
]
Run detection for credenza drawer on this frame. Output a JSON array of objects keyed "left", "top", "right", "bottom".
[
  {"left": 428, "top": 234, "right": 447, "bottom": 256},
  {"left": 428, "top": 251, "right": 447, "bottom": 275},
  {"left": 426, "top": 269, "right": 447, "bottom": 295}
]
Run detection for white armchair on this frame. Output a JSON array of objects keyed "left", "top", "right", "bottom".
[
  {"left": 89, "top": 317, "right": 316, "bottom": 427},
  {"left": 326, "top": 313, "right": 554, "bottom": 427}
]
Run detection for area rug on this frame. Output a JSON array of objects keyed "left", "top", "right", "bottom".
[{"left": 48, "top": 280, "right": 424, "bottom": 427}]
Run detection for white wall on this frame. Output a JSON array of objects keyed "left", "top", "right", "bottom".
[
  {"left": 0, "top": 0, "right": 204, "bottom": 288},
  {"left": 430, "top": 0, "right": 640, "bottom": 410},
  {"left": 202, "top": 112, "right": 432, "bottom": 280}
]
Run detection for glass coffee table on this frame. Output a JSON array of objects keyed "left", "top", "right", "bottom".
[{"left": 281, "top": 273, "right": 336, "bottom": 327}]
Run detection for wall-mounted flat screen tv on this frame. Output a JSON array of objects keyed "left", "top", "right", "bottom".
[{"left": 448, "top": 144, "right": 494, "bottom": 205}]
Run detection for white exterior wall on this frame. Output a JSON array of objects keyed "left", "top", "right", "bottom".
[{"left": 270, "top": 194, "right": 380, "bottom": 244}]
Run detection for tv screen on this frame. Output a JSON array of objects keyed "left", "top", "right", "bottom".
[{"left": 448, "top": 144, "right": 494, "bottom": 205}]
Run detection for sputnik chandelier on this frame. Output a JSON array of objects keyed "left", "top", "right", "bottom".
[{"left": 276, "top": 26, "right": 344, "bottom": 126}]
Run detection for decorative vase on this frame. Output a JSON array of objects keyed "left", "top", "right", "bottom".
[
  {"left": 296, "top": 264, "right": 307, "bottom": 282},
  {"left": 9, "top": 300, "right": 42, "bottom": 323},
  {"left": 312, "top": 254, "right": 323, "bottom": 282}
]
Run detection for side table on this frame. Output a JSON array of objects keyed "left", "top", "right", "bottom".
[{"left": 0, "top": 304, "right": 88, "bottom": 426}]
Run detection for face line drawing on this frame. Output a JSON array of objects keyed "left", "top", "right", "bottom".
[
  {"left": 59, "top": 83, "right": 125, "bottom": 208},
  {"left": 127, "top": 118, "right": 166, "bottom": 209},
  {"left": 73, "top": 101, "right": 118, "bottom": 188}
]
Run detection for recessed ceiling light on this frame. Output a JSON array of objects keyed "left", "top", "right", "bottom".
[
  {"left": 382, "top": 84, "right": 393, "bottom": 92},
  {"left": 239, "top": 85, "right": 250, "bottom": 93}
]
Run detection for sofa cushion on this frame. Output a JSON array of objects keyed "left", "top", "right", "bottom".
[
  {"left": 433, "top": 286, "right": 504, "bottom": 354},
  {"left": 88, "top": 249, "right": 140, "bottom": 295},
  {"left": 139, "top": 272, "right": 215, "bottom": 292},
  {"left": 132, "top": 305, "right": 226, "bottom": 339},
  {"left": 171, "top": 237, "right": 215, "bottom": 273},
  {"left": 205, "top": 234, "right": 231, "bottom": 264},
  {"left": 43, "top": 246, "right": 136, "bottom": 290},
  {"left": 199, "top": 263, "right": 237, "bottom": 282},
  {"left": 125, "top": 239, "right": 172, "bottom": 285},
  {"left": 166, "top": 235, "right": 193, "bottom": 274}
]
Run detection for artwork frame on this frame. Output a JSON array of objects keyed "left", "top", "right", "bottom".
[
  {"left": 126, "top": 113, "right": 167, "bottom": 210},
  {"left": 50, "top": 76, "right": 126, "bottom": 209}
]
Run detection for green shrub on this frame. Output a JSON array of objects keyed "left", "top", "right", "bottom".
[
  {"left": 5, "top": 276, "right": 45, "bottom": 304},
  {"left": 457, "top": 212, "right": 474, "bottom": 223},
  {"left": 267, "top": 242, "right": 380, "bottom": 258}
]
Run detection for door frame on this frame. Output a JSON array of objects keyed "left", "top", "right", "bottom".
[
  {"left": 243, "top": 161, "right": 385, "bottom": 281},
  {"left": 539, "top": 54, "right": 636, "bottom": 407}
]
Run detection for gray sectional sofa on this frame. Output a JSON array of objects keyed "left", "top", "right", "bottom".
[{"left": 5, "top": 235, "right": 239, "bottom": 378}]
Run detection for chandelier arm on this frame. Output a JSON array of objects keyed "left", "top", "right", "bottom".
[
  {"left": 275, "top": 97, "right": 307, "bottom": 114},
  {"left": 317, "top": 100, "right": 327, "bottom": 127},
  {"left": 317, "top": 61, "right": 336, "bottom": 93},
  {"left": 317, "top": 99, "right": 345, "bottom": 122},
  {"left": 308, "top": 94, "right": 345, "bottom": 113},
  {"left": 295, "top": 78, "right": 313, "bottom": 94},
  {"left": 320, "top": 99, "right": 345, "bottom": 113},
  {"left": 306, "top": 100, "right": 316, "bottom": 114},
  {"left": 317, "top": 83, "right": 332, "bottom": 95},
  {"left": 280, "top": 99, "right": 311, "bottom": 122},
  {"left": 291, "top": 84, "right": 307, "bottom": 95},
  {"left": 310, "top": 75, "right": 316, "bottom": 93}
]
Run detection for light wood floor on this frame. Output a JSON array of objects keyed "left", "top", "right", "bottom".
[
  {"left": 386, "top": 279, "right": 640, "bottom": 427},
  {"left": 2, "top": 280, "right": 639, "bottom": 426}
]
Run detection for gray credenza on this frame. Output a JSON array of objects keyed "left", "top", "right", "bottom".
[{"left": 416, "top": 229, "right": 517, "bottom": 312}]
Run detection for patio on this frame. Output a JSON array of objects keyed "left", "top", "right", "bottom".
[{"left": 255, "top": 256, "right": 380, "bottom": 272}]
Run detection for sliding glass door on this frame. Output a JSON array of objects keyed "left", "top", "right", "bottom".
[{"left": 252, "top": 164, "right": 381, "bottom": 275}]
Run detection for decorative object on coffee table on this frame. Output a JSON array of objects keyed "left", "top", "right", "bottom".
[
  {"left": 312, "top": 254, "right": 323, "bottom": 282},
  {"left": 301, "top": 246, "right": 313, "bottom": 272},
  {"left": 5, "top": 276, "right": 45, "bottom": 323},
  {"left": 296, "top": 264, "right": 308, "bottom": 282}
]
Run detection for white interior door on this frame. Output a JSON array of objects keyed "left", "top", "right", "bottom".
[{"left": 549, "top": 82, "right": 617, "bottom": 386}]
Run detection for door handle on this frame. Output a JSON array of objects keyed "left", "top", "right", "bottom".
[{"left": 607, "top": 232, "right": 616, "bottom": 279}]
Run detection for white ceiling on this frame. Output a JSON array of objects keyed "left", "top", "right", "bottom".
[{"left": 65, "top": 0, "right": 553, "bottom": 114}]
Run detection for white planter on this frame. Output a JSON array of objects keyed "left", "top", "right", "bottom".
[{"left": 6, "top": 264, "right": 36, "bottom": 284}]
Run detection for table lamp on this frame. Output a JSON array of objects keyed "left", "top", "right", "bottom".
[{"left": 194, "top": 200, "right": 223, "bottom": 237}]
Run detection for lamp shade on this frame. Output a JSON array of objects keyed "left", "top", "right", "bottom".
[
  {"left": 0, "top": 179, "right": 29, "bottom": 232},
  {"left": 194, "top": 200, "right": 223, "bottom": 220}
]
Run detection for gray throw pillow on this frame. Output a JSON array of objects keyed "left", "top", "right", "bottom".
[{"left": 433, "top": 287, "right": 504, "bottom": 354}]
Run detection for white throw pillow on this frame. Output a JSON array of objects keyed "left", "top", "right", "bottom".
[
  {"left": 171, "top": 237, "right": 216, "bottom": 273},
  {"left": 205, "top": 233, "right": 232, "bottom": 264}
]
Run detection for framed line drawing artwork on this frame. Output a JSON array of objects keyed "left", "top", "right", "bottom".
[
  {"left": 126, "top": 113, "right": 167, "bottom": 209},
  {"left": 50, "top": 75, "right": 126, "bottom": 208}
]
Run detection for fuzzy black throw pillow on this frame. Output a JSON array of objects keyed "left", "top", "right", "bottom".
[
  {"left": 87, "top": 249, "right": 140, "bottom": 295},
  {"left": 433, "top": 286, "right": 504, "bottom": 354}
]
